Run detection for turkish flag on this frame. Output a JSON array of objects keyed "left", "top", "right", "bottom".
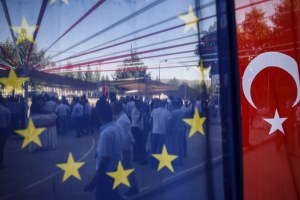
[{"left": 235, "top": 0, "right": 300, "bottom": 199}]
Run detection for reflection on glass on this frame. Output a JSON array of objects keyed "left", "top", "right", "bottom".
[
  {"left": 235, "top": 0, "right": 300, "bottom": 199},
  {"left": 0, "top": 0, "right": 228, "bottom": 200}
]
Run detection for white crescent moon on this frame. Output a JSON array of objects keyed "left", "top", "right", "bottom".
[{"left": 242, "top": 52, "right": 300, "bottom": 109}]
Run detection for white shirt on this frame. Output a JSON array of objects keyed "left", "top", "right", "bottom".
[
  {"left": 131, "top": 107, "right": 143, "bottom": 129},
  {"left": 0, "top": 105, "right": 11, "bottom": 128},
  {"left": 116, "top": 112, "right": 134, "bottom": 151},
  {"left": 96, "top": 122, "right": 122, "bottom": 172},
  {"left": 55, "top": 103, "right": 70, "bottom": 117},
  {"left": 43, "top": 100, "right": 57, "bottom": 113},
  {"left": 71, "top": 103, "right": 83, "bottom": 117},
  {"left": 151, "top": 107, "right": 171, "bottom": 134}
]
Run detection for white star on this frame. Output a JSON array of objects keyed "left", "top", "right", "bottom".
[
  {"left": 263, "top": 109, "right": 287, "bottom": 135},
  {"left": 50, "top": 0, "right": 69, "bottom": 5}
]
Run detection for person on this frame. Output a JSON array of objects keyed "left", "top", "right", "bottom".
[
  {"left": 125, "top": 97, "right": 135, "bottom": 121},
  {"left": 150, "top": 100, "right": 171, "bottom": 154},
  {"left": 167, "top": 99, "right": 185, "bottom": 165},
  {"left": 55, "top": 97, "right": 70, "bottom": 136},
  {"left": 96, "top": 96, "right": 110, "bottom": 127},
  {"left": 30, "top": 95, "right": 41, "bottom": 115},
  {"left": 43, "top": 95, "right": 57, "bottom": 114},
  {"left": 0, "top": 96, "right": 11, "bottom": 169},
  {"left": 131, "top": 100, "right": 145, "bottom": 163},
  {"left": 84, "top": 104, "right": 123, "bottom": 200},
  {"left": 71, "top": 97, "right": 83, "bottom": 137},
  {"left": 112, "top": 101, "right": 139, "bottom": 196},
  {"left": 81, "top": 95, "right": 92, "bottom": 135},
  {"left": 17, "top": 96, "right": 26, "bottom": 129},
  {"left": 6, "top": 96, "right": 18, "bottom": 132}
]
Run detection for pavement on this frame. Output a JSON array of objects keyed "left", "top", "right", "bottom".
[{"left": 0, "top": 122, "right": 223, "bottom": 200}]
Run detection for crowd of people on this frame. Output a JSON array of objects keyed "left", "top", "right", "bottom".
[
  {"left": 84, "top": 95, "right": 200, "bottom": 199},
  {"left": 0, "top": 93, "right": 219, "bottom": 199}
]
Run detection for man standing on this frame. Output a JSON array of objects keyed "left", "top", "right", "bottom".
[
  {"left": 151, "top": 100, "right": 171, "bottom": 154},
  {"left": 112, "top": 101, "right": 139, "bottom": 196},
  {"left": 43, "top": 95, "right": 57, "bottom": 114},
  {"left": 81, "top": 95, "right": 92, "bottom": 135},
  {"left": 0, "top": 96, "right": 11, "bottom": 169},
  {"left": 125, "top": 97, "right": 135, "bottom": 121},
  {"left": 55, "top": 97, "right": 70, "bottom": 136},
  {"left": 131, "top": 100, "right": 144, "bottom": 163},
  {"left": 85, "top": 105, "right": 123, "bottom": 200},
  {"left": 71, "top": 97, "right": 83, "bottom": 137}
]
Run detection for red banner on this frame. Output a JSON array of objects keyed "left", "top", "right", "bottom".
[{"left": 235, "top": 0, "right": 300, "bottom": 199}]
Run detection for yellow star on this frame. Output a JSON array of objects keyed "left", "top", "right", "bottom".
[
  {"left": 56, "top": 153, "right": 85, "bottom": 182},
  {"left": 50, "top": 0, "right": 69, "bottom": 5},
  {"left": 152, "top": 145, "right": 178, "bottom": 173},
  {"left": 193, "top": 60, "right": 211, "bottom": 84},
  {"left": 0, "top": 69, "right": 29, "bottom": 93},
  {"left": 15, "top": 118, "right": 46, "bottom": 148},
  {"left": 183, "top": 108, "right": 206, "bottom": 137},
  {"left": 11, "top": 17, "right": 38, "bottom": 45},
  {"left": 199, "top": 60, "right": 206, "bottom": 81},
  {"left": 178, "top": 6, "right": 199, "bottom": 33},
  {"left": 106, "top": 161, "right": 134, "bottom": 190}
]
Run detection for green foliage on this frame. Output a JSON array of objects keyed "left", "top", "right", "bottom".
[
  {"left": 0, "top": 39, "right": 50, "bottom": 68},
  {"left": 169, "top": 77, "right": 179, "bottom": 86},
  {"left": 112, "top": 55, "right": 150, "bottom": 80}
]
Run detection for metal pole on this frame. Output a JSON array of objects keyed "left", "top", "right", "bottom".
[
  {"left": 145, "top": 76, "right": 149, "bottom": 102},
  {"left": 184, "top": 82, "right": 186, "bottom": 100},
  {"left": 158, "top": 61, "right": 161, "bottom": 99}
]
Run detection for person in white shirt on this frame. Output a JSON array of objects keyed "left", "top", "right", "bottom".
[
  {"left": 81, "top": 95, "right": 92, "bottom": 135},
  {"left": 71, "top": 97, "right": 83, "bottom": 137},
  {"left": 0, "top": 97, "right": 10, "bottom": 169},
  {"left": 112, "top": 101, "right": 139, "bottom": 196},
  {"left": 43, "top": 95, "right": 57, "bottom": 114},
  {"left": 85, "top": 104, "right": 123, "bottom": 200},
  {"left": 55, "top": 97, "right": 70, "bottom": 136},
  {"left": 151, "top": 100, "right": 171, "bottom": 154}
]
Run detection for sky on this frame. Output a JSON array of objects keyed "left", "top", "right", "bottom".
[
  {"left": 0, "top": 0, "right": 219, "bottom": 81},
  {"left": 4, "top": 0, "right": 283, "bottom": 81}
]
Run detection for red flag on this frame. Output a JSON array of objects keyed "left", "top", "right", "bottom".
[
  {"left": 235, "top": 0, "right": 300, "bottom": 199},
  {"left": 102, "top": 83, "right": 107, "bottom": 97}
]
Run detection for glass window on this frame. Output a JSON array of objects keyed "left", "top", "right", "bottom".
[
  {"left": 0, "top": 0, "right": 242, "bottom": 200},
  {"left": 235, "top": 0, "right": 300, "bottom": 199}
]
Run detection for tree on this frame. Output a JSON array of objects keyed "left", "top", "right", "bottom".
[
  {"left": 0, "top": 39, "right": 50, "bottom": 68},
  {"left": 271, "top": 0, "right": 300, "bottom": 43},
  {"left": 237, "top": 7, "right": 272, "bottom": 60},
  {"left": 194, "top": 22, "right": 217, "bottom": 76},
  {"left": 112, "top": 55, "right": 150, "bottom": 80},
  {"left": 169, "top": 77, "right": 179, "bottom": 86}
]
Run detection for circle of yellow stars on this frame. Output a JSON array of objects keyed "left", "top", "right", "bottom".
[
  {"left": 152, "top": 145, "right": 178, "bottom": 173},
  {"left": 15, "top": 118, "right": 46, "bottom": 148},
  {"left": 0, "top": 69, "right": 29, "bottom": 93},
  {"left": 183, "top": 108, "right": 206, "bottom": 137},
  {"left": 56, "top": 152, "right": 85, "bottom": 182}
]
